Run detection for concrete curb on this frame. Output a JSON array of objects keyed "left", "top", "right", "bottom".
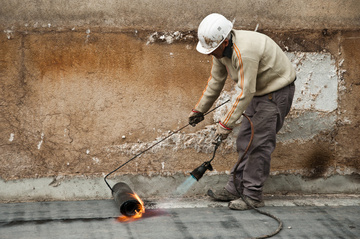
[{"left": 1, "top": 174, "right": 360, "bottom": 203}]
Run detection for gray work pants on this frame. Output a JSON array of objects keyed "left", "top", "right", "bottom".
[{"left": 225, "top": 81, "right": 295, "bottom": 201}]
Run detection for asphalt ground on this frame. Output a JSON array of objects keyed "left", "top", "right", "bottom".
[{"left": 1, "top": 196, "right": 359, "bottom": 239}]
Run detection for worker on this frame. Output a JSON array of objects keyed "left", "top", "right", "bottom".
[{"left": 189, "top": 13, "right": 296, "bottom": 210}]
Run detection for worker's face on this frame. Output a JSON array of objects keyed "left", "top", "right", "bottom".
[{"left": 209, "top": 39, "right": 229, "bottom": 59}]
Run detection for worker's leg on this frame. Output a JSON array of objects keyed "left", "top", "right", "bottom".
[
  {"left": 224, "top": 100, "right": 255, "bottom": 197},
  {"left": 226, "top": 82, "right": 295, "bottom": 201},
  {"left": 225, "top": 95, "right": 277, "bottom": 201}
]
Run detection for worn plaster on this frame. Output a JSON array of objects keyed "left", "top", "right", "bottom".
[
  {"left": 0, "top": 5, "right": 359, "bottom": 201},
  {"left": 104, "top": 52, "right": 341, "bottom": 156}
]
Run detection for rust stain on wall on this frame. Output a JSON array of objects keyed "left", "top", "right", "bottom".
[
  {"left": 0, "top": 30, "right": 212, "bottom": 180},
  {"left": 27, "top": 32, "right": 143, "bottom": 77},
  {"left": 334, "top": 31, "right": 360, "bottom": 171}
]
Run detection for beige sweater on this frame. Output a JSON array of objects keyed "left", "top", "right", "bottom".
[{"left": 194, "top": 30, "right": 296, "bottom": 129}]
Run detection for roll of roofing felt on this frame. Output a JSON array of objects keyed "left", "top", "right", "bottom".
[{"left": 112, "top": 182, "right": 144, "bottom": 217}]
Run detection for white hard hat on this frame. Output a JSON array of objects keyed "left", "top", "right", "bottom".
[{"left": 196, "top": 13, "right": 233, "bottom": 54}]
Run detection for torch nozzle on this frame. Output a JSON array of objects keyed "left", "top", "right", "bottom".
[{"left": 190, "top": 161, "right": 213, "bottom": 181}]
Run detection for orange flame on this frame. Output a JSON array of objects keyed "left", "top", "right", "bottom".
[{"left": 117, "top": 193, "right": 145, "bottom": 222}]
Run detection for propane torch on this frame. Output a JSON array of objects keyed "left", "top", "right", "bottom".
[{"left": 190, "top": 135, "right": 222, "bottom": 181}]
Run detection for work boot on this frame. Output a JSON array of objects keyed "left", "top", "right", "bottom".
[
  {"left": 207, "top": 188, "right": 239, "bottom": 201},
  {"left": 228, "top": 196, "right": 265, "bottom": 210}
]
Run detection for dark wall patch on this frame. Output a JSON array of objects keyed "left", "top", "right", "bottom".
[{"left": 303, "top": 143, "right": 334, "bottom": 179}]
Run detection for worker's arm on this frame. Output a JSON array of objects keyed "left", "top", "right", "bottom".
[
  {"left": 220, "top": 44, "right": 258, "bottom": 130},
  {"left": 193, "top": 57, "right": 228, "bottom": 114}
]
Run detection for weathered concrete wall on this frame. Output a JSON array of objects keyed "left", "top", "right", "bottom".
[
  {"left": 1, "top": 0, "right": 360, "bottom": 30},
  {"left": 0, "top": 0, "right": 359, "bottom": 202}
]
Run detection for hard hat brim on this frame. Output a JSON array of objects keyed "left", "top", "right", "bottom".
[
  {"left": 196, "top": 37, "right": 226, "bottom": 55},
  {"left": 196, "top": 41, "right": 217, "bottom": 55}
]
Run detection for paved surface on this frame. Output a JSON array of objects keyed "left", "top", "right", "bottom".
[{"left": 1, "top": 197, "right": 359, "bottom": 239}]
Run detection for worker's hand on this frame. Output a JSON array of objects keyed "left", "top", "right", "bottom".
[
  {"left": 215, "top": 122, "right": 232, "bottom": 140},
  {"left": 189, "top": 110, "right": 204, "bottom": 127}
]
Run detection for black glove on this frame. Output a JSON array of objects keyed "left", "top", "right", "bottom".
[{"left": 189, "top": 110, "right": 204, "bottom": 127}]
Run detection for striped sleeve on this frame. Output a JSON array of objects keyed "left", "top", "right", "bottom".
[
  {"left": 221, "top": 44, "right": 257, "bottom": 128},
  {"left": 194, "top": 57, "right": 228, "bottom": 114}
]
